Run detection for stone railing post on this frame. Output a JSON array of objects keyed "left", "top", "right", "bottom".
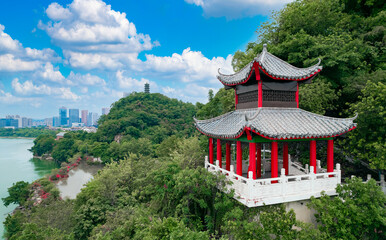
[
  {"left": 316, "top": 160, "right": 321, "bottom": 173},
  {"left": 310, "top": 166, "right": 315, "bottom": 192},
  {"left": 288, "top": 154, "right": 291, "bottom": 175},
  {"left": 205, "top": 156, "right": 209, "bottom": 168},
  {"left": 305, "top": 164, "right": 309, "bottom": 174},
  {"left": 367, "top": 174, "right": 371, "bottom": 182},
  {"left": 280, "top": 168, "right": 286, "bottom": 196},
  {"left": 336, "top": 163, "right": 341, "bottom": 184},
  {"left": 229, "top": 165, "right": 234, "bottom": 179}
]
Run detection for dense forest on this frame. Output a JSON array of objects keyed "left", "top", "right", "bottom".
[
  {"left": 0, "top": 127, "right": 58, "bottom": 138},
  {"left": 2, "top": 0, "right": 385, "bottom": 239}
]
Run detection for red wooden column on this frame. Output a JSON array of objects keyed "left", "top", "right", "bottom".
[
  {"left": 310, "top": 140, "right": 317, "bottom": 173},
  {"left": 271, "top": 141, "right": 278, "bottom": 182},
  {"left": 296, "top": 83, "right": 299, "bottom": 108},
  {"left": 236, "top": 141, "right": 242, "bottom": 176},
  {"left": 226, "top": 142, "right": 231, "bottom": 171},
  {"left": 217, "top": 139, "right": 222, "bottom": 168},
  {"left": 327, "top": 139, "right": 334, "bottom": 173},
  {"left": 254, "top": 62, "right": 263, "bottom": 108},
  {"left": 209, "top": 138, "right": 213, "bottom": 164},
  {"left": 249, "top": 142, "right": 256, "bottom": 179},
  {"left": 283, "top": 142, "right": 289, "bottom": 175},
  {"left": 256, "top": 143, "right": 262, "bottom": 178}
]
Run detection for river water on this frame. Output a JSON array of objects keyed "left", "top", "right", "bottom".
[{"left": 0, "top": 138, "right": 58, "bottom": 239}]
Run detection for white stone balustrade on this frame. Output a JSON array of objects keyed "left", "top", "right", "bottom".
[{"left": 205, "top": 157, "right": 341, "bottom": 207}]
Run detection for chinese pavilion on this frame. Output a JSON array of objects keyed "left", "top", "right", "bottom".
[{"left": 194, "top": 45, "right": 357, "bottom": 206}]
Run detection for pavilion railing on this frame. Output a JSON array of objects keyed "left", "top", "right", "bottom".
[{"left": 205, "top": 156, "right": 341, "bottom": 207}]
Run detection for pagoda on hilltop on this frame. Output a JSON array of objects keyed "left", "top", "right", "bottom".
[{"left": 194, "top": 45, "right": 357, "bottom": 207}]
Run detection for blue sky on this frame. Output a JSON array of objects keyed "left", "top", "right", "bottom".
[{"left": 0, "top": 0, "right": 292, "bottom": 118}]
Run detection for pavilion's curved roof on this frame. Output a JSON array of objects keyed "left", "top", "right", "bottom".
[
  {"left": 218, "top": 45, "right": 323, "bottom": 86},
  {"left": 194, "top": 108, "right": 356, "bottom": 140}
]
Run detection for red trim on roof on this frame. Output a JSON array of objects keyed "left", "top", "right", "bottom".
[
  {"left": 195, "top": 125, "right": 356, "bottom": 141},
  {"left": 218, "top": 61, "right": 321, "bottom": 86}
]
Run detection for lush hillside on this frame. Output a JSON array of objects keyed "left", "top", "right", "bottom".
[
  {"left": 97, "top": 92, "right": 197, "bottom": 143},
  {"left": 3, "top": 1, "right": 385, "bottom": 239}
]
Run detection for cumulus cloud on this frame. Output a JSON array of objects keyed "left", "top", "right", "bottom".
[
  {"left": 0, "top": 25, "right": 22, "bottom": 53},
  {"left": 40, "top": 0, "right": 157, "bottom": 53},
  {"left": 142, "top": 48, "right": 233, "bottom": 83},
  {"left": 0, "top": 54, "right": 41, "bottom": 72},
  {"left": 67, "top": 71, "right": 106, "bottom": 86},
  {"left": 116, "top": 70, "right": 156, "bottom": 92},
  {"left": 35, "top": 63, "right": 66, "bottom": 83},
  {"left": 12, "top": 78, "right": 80, "bottom": 101},
  {"left": 0, "top": 24, "right": 60, "bottom": 72},
  {"left": 0, "top": 89, "right": 24, "bottom": 103},
  {"left": 185, "top": 0, "right": 294, "bottom": 19}
]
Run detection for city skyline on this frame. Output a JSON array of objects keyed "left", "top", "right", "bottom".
[{"left": 0, "top": 0, "right": 292, "bottom": 118}]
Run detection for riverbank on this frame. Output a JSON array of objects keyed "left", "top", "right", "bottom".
[
  {"left": 0, "top": 136, "right": 35, "bottom": 139},
  {"left": 0, "top": 138, "right": 58, "bottom": 239}
]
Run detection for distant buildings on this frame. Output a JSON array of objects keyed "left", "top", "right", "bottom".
[
  {"left": 0, "top": 105, "right": 109, "bottom": 129},
  {"left": 59, "top": 107, "right": 67, "bottom": 126},
  {"left": 69, "top": 109, "right": 79, "bottom": 126},
  {"left": 81, "top": 110, "right": 88, "bottom": 125}
]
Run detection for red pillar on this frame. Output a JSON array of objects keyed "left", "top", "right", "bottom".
[
  {"left": 296, "top": 83, "right": 299, "bottom": 108},
  {"left": 249, "top": 142, "right": 256, "bottom": 179},
  {"left": 226, "top": 142, "right": 231, "bottom": 171},
  {"left": 258, "top": 80, "right": 263, "bottom": 108},
  {"left": 236, "top": 141, "right": 242, "bottom": 176},
  {"left": 271, "top": 141, "right": 278, "bottom": 182},
  {"left": 256, "top": 143, "right": 262, "bottom": 178},
  {"left": 209, "top": 138, "right": 213, "bottom": 164},
  {"left": 283, "top": 142, "right": 289, "bottom": 175},
  {"left": 217, "top": 139, "right": 222, "bottom": 168},
  {"left": 327, "top": 139, "right": 334, "bottom": 173},
  {"left": 310, "top": 140, "right": 317, "bottom": 173}
]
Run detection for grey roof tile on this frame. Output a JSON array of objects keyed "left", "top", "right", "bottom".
[
  {"left": 218, "top": 45, "right": 323, "bottom": 85},
  {"left": 194, "top": 108, "right": 357, "bottom": 140}
]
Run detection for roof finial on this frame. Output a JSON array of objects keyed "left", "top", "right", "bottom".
[{"left": 263, "top": 44, "right": 267, "bottom": 52}]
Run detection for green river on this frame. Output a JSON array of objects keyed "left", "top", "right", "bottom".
[{"left": 0, "top": 138, "right": 58, "bottom": 239}]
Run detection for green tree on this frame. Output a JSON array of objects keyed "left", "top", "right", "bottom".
[
  {"left": 342, "top": 81, "right": 385, "bottom": 170},
  {"left": 309, "top": 176, "right": 386, "bottom": 239},
  {"left": 2, "top": 181, "right": 30, "bottom": 207}
]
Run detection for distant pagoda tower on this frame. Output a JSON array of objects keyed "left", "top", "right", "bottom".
[
  {"left": 194, "top": 44, "right": 357, "bottom": 207},
  {"left": 144, "top": 83, "right": 150, "bottom": 93}
]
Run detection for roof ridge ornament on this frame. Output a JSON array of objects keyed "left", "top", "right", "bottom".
[{"left": 260, "top": 44, "right": 267, "bottom": 63}]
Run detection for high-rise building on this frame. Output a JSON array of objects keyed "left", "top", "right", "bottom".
[
  {"left": 81, "top": 110, "right": 88, "bottom": 126},
  {"left": 92, "top": 113, "right": 99, "bottom": 126},
  {"left": 87, "top": 112, "right": 93, "bottom": 127},
  {"left": 59, "top": 107, "right": 67, "bottom": 126},
  {"left": 44, "top": 118, "right": 53, "bottom": 127},
  {"left": 22, "top": 117, "right": 28, "bottom": 128},
  {"left": 102, "top": 108, "right": 110, "bottom": 115},
  {"left": 69, "top": 109, "right": 79, "bottom": 126},
  {"left": 53, "top": 117, "right": 59, "bottom": 127}
]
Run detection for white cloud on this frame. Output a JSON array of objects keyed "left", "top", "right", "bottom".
[
  {"left": 25, "top": 48, "right": 60, "bottom": 62},
  {"left": 0, "top": 89, "right": 24, "bottom": 103},
  {"left": 0, "top": 54, "right": 41, "bottom": 72},
  {"left": 116, "top": 70, "right": 156, "bottom": 92},
  {"left": 36, "top": 63, "right": 66, "bottom": 83},
  {"left": 67, "top": 71, "right": 106, "bottom": 86},
  {"left": 142, "top": 48, "right": 233, "bottom": 83},
  {"left": 46, "top": 2, "right": 72, "bottom": 21},
  {"left": 0, "top": 24, "right": 60, "bottom": 73},
  {"left": 40, "top": 0, "right": 157, "bottom": 53},
  {"left": 185, "top": 0, "right": 294, "bottom": 19},
  {"left": 11, "top": 78, "right": 80, "bottom": 101},
  {"left": 0, "top": 25, "right": 22, "bottom": 53}
]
